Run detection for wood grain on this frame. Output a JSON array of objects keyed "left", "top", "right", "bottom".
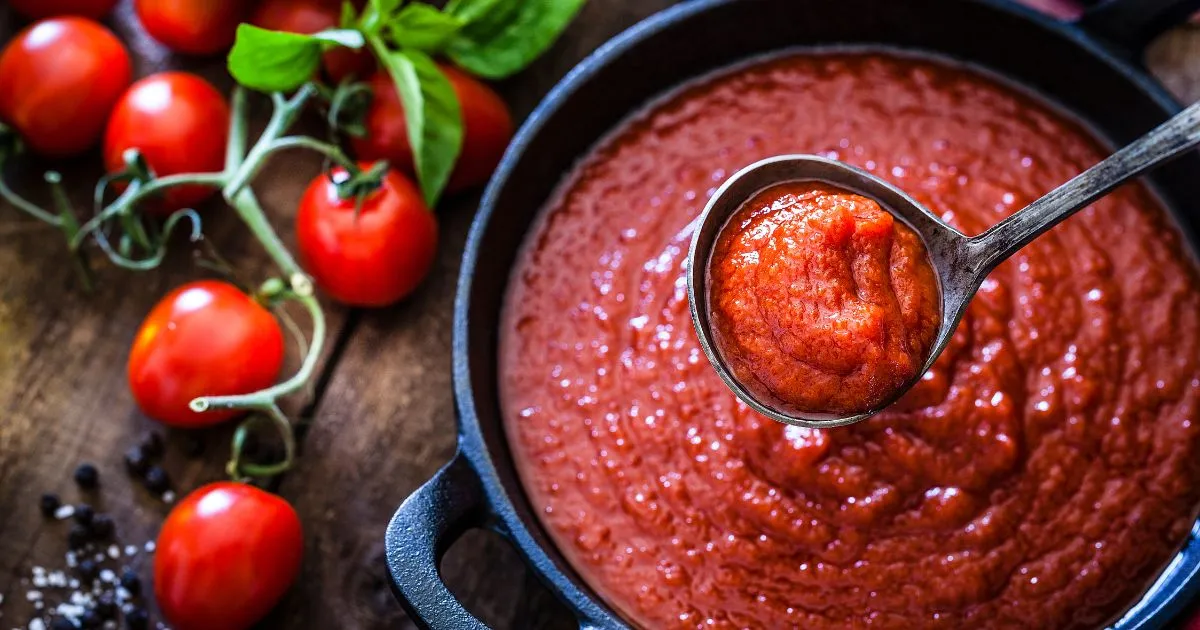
[
  {"left": 0, "top": 2, "right": 1198, "bottom": 630},
  {"left": 0, "top": 2, "right": 352, "bottom": 626}
]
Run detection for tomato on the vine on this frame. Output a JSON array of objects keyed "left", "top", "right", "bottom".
[
  {"left": 155, "top": 482, "right": 303, "bottom": 630},
  {"left": 250, "top": 0, "right": 373, "bottom": 83},
  {"left": 128, "top": 280, "right": 285, "bottom": 428},
  {"left": 8, "top": 0, "right": 118, "bottom": 20},
  {"left": 0, "top": 18, "right": 130, "bottom": 158},
  {"left": 296, "top": 164, "right": 438, "bottom": 307},
  {"left": 351, "top": 65, "right": 514, "bottom": 194},
  {"left": 134, "top": 0, "right": 245, "bottom": 56},
  {"left": 104, "top": 72, "right": 230, "bottom": 213}
]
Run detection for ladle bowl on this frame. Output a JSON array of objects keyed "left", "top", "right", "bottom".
[{"left": 687, "top": 100, "right": 1200, "bottom": 428}]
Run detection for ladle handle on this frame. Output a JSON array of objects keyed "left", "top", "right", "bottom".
[{"left": 967, "top": 100, "right": 1200, "bottom": 273}]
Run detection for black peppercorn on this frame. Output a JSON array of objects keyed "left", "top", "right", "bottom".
[
  {"left": 120, "top": 569, "right": 141, "bottom": 596},
  {"left": 141, "top": 431, "right": 164, "bottom": 458},
  {"left": 77, "top": 558, "right": 98, "bottom": 581},
  {"left": 143, "top": 466, "right": 170, "bottom": 495},
  {"left": 90, "top": 514, "right": 115, "bottom": 540},
  {"left": 124, "top": 446, "right": 149, "bottom": 477},
  {"left": 125, "top": 608, "right": 148, "bottom": 630},
  {"left": 79, "top": 609, "right": 101, "bottom": 629},
  {"left": 39, "top": 493, "right": 61, "bottom": 518},
  {"left": 68, "top": 524, "right": 91, "bottom": 549},
  {"left": 73, "top": 463, "right": 99, "bottom": 489},
  {"left": 74, "top": 503, "right": 94, "bottom": 526},
  {"left": 94, "top": 593, "right": 117, "bottom": 619}
]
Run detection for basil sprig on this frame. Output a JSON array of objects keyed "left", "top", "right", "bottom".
[{"left": 227, "top": 0, "right": 586, "bottom": 206}]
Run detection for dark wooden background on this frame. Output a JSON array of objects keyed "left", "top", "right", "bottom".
[{"left": 1, "top": 1, "right": 1199, "bottom": 629}]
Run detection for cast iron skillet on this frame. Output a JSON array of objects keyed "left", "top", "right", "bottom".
[{"left": 385, "top": 0, "right": 1200, "bottom": 628}]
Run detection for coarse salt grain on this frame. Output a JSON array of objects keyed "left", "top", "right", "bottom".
[
  {"left": 28, "top": 619, "right": 45, "bottom": 630},
  {"left": 143, "top": 541, "right": 155, "bottom": 553},
  {"left": 124, "top": 545, "right": 137, "bottom": 557},
  {"left": 106, "top": 545, "right": 120, "bottom": 559},
  {"left": 53, "top": 505, "right": 74, "bottom": 520},
  {"left": 98, "top": 570, "right": 115, "bottom": 583},
  {"left": 25, "top": 591, "right": 41, "bottom": 602},
  {"left": 162, "top": 491, "right": 176, "bottom": 504},
  {"left": 64, "top": 553, "right": 77, "bottom": 568}
]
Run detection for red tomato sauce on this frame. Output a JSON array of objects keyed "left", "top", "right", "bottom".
[
  {"left": 500, "top": 53, "right": 1200, "bottom": 629},
  {"left": 708, "top": 182, "right": 940, "bottom": 415}
]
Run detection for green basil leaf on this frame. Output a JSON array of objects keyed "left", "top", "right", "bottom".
[
  {"left": 361, "top": 0, "right": 404, "bottom": 34},
  {"left": 228, "top": 25, "right": 365, "bottom": 93},
  {"left": 445, "top": 0, "right": 586, "bottom": 79},
  {"left": 390, "top": 4, "right": 464, "bottom": 52},
  {"left": 228, "top": 25, "right": 323, "bottom": 92},
  {"left": 444, "top": 0, "right": 515, "bottom": 38},
  {"left": 373, "top": 44, "right": 463, "bottom": 205}
]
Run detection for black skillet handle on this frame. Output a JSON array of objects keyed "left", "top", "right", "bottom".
[
  {"left": 386, "top": 454, "right": 492, "bottom": 629},
  {"left": 1077, "top": 0, "right": 1200, "bottom": 57}
]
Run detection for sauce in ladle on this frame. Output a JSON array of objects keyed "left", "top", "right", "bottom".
[{"left": 708, "top": 182, "right": 940, "bottom": 416}]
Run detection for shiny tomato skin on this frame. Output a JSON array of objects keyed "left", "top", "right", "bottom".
[
  {"left": 155, "top": 483, "right": 303, "bottom": 630},
  {"left": 296, "top": 164, "right": 438, "bottom": 307},
  {"left": 104, "top": 72, "right": 229, "bottom": 213},
  {"left": 134, "top": 0, "right": 245, "bottom": 55},
  {"left": 0, "top": 18, "right": 131, "bottom": 157},
  {"left": 8, "top": 0, "right": 118, "bottom": 20},
  {"left": 128, "top": 281, "right": 284, "bottom": 428},
  {"left": 250, "top": 0, "right": 373, "bottom": 83},
  {"left": 351, "top": 65, "right": 514, "bottom": 194}
]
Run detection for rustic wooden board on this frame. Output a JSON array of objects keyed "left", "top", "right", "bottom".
[
  {"left": 0, "top": 1, "right": 1198, "bottom": 629},
  {"left": 0, "top": 2, "right": 353, "bottom": 626}
]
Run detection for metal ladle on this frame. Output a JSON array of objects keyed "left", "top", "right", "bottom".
[{"left": 687, "top": 100, "right": 1200, "bottom": 429}]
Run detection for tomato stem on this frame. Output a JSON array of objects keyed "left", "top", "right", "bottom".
[
  {"left": 225, "top": 86, "right": 251, "bottom": 172},
  {"left": 44, "top": 171, "right": 94, "bottom": 291},
  {"left": 0, "top": 154, "right": 64, "bottom": 226},
  {"left": 223, "top": 85, "right": 318, "bottom": 199},
  {"left": 227, "top": 187, "right": 308, "bottom": 289},
  {"left": 260, "top": 136, "right": 358, "bottom": 172},
  {"left": 226, "top": 403, "right": 297, "bottom": 480},
  {"left": 91, "top": 208, "right": 201, "bottom": 271},
  {"left": 75, "top": 170, "right": 224, "bottom": 249},
  {"left": 190, "top": 291, "right": 325, "bottom": 413}
]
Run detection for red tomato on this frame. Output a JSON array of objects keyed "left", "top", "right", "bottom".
[
  {"left": 250, "top": 0, "right": 373, "bottom": 83},
  {"left": 104, "top": 72, "right": 230, "bottom": 213},
  {"left": 134, "top": 0, "right": 245, "bottom": 55},
  {"left": 0, "top": 18, "right": 130, "bottom": 157},
  {"left": 351, "top": 66, "right": 515, "bottom": 194},
  {"left": 296, "top": 164, "right": 438, "bottom": 307},
  {"left": 155, "top": 483, "right": 303, "bottom": 630},
  {"left": 8, "top": 0, "right": 118, "bottom": 20},
  {"left": 128, "top": 281, "right": 284, "bottom": 428}
]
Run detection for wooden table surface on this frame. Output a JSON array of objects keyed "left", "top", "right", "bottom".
[{"left": 1, "top": 2, "right": 1199, "bottom": 629}]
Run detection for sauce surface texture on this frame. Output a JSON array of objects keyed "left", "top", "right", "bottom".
[
  {"left": 500, "top": 54, "right": 1200, "bottom": 629},
  {"left": 708, "top": 182, "right": 940, "bottom": 416}
]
